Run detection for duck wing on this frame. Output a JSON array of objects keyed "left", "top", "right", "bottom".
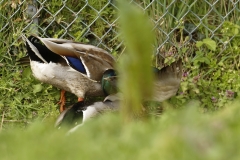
[{"left": 36, "top": 36, "right": 115, "bottom": 81}]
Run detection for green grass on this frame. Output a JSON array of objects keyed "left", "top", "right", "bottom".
[
  {"left": 0, "top": 1, "right": 240, "bottom": 159},
  {"left": 118, "top": 1, "right": 155, "bottom": 121},
  {"left": 0, "top": 99, "right": 240, "bottom": 160},
  {"left": 0, "top": 0, "right": 239, "bottom": 149}
]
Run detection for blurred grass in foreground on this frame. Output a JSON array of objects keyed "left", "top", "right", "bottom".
[
  {"left": 117, "top": 1, "right": 154, "bottom": 121},
  {"left": 0, "top": 99, "right": 240, "bottom": 160}
]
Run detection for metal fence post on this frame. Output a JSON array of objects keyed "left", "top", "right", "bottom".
[{"left": 26, "top": 0, "right": 38, "bottom": 35}]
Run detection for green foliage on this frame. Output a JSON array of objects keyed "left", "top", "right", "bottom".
[
  {"left": 1, "top": 99, "right": 240, "bottom": 159},
  {"left": 170, "top": 21, "right": 240, "bottom": 110},
  {"left": 0, "top": 64, "right": 60, "bottom": 129},
  {"left": 37, "top": 0, "right": 120, "bottom": 48},
  {"left": 118, "top": 1, "right": 154, "bottom": 121},
  {"left": 196, "top": 38, "right": 216, "bottom": 51}
]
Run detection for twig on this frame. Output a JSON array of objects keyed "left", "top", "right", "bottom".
[
  {"left": 3, "top": 120, "right": 29, "bottom": 123},
  {"left": 0, "top": 111, "right": 5, "bottom": 132}
]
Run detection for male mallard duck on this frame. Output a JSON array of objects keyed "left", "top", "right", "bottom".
[
  {"left": 55, "top": 93, "right": 120, "bottom": 130},
  {"left": 56, "top": 60, "right": 182, "bottom": 133},
  {"left": 20, "top": 35, "right": 116, "bottom": 112}
]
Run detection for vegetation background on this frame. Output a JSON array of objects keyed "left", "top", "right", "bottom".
[{"left": 0, "top": 0, "right": 240, "bottom": 159}]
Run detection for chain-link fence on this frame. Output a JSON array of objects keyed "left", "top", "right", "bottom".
[
  {"left": 0, "top": 0, "right": 240, "bottom": 126},
  {"left": 0, "top": 0, "right": 239, "bottom": 60}
]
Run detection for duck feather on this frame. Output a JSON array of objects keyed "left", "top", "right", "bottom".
[{"left": 36, "top": 36, "right": 115, "bottom": 81}]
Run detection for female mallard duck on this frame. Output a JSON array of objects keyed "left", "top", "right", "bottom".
[
  {"left": 55, "top": 60, "right": 182, "bottom": 133},
  {"left": 20, "top": 35, "right": 116, "bottom": 112},
  {"left": 101, "top": 60, "right": 182, "bottom": 102},
  {"left": 55, "top": 93, "right": 120, "bottom": 130},
  {"left": 151, "top": 59, "right": 182, "bottom": 102}
]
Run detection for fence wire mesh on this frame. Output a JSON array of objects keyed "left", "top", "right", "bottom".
[
  {"left": 0, "top": 0, "right": 240, "bottom": 61},
  {"left": 0, "top": 0, "right": 240, "bottom": 127}
]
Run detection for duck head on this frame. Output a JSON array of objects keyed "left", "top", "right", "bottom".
[{"left": 101, "top": 69, "right": 118, "bottom": 96}]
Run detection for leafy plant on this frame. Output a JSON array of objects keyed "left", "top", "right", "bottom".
[
  {"left": 0, "top": 98, "right": 240, "bottom": 159},
  {"left": 170, "top": 21, "right": 240, "bottom": 110}
]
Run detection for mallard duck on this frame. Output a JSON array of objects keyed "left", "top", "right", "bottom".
[
  {"left": 55, "top": 93, "right": 120, "bottom": 130},
  {"left": 101, "top": 69, "right": 118, "bottom": 95},
  {"left": 101, "top": 60, "right": 182, "bottom": 102},
  {"left": 20, "top": 35, "right": 116, "bottom": 112},
  {"left": 151, "top": 59, "right": 182, "bottom": 102},
  {"left": 56, "top": 60, "right": 182, "bottom": 133}
]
